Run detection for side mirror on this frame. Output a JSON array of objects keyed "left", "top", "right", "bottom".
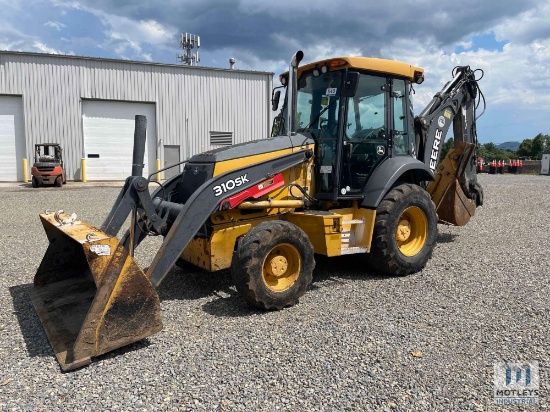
[
  {"left": 342, "top": 72, "right": 359, "bottom": 97},
  {"left": 272, "top": 90, "right": 281, "bottom": 111},
  {"left": 271, "top": 116, "right": 285, "bottom": 137}
]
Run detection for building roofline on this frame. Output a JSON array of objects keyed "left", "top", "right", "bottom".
[{"left": 0, "top": 50, "right": 274, "bottom": 76}]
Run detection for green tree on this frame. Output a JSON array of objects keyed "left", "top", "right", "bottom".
[
  {"left": 440, "top": 137, "right": 454, "bottom": 160},
  {"left": 476, "top": 142, "right": 510, "bottom": 162},
  {"left": 517, "top": 138, "right": 533, "bottom": 157},
  {"left": 532, "top": 133, "right": 545, "bottom": 159}
]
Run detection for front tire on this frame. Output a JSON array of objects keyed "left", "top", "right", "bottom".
[
  {"left": 367, "top": 183, "right": 437, "bottom": 276},
  {"left": 231, "top": 220, "right": 315, "bottom": 310},
  {"left": 31, "top": 177, "right": 39, "bottom": 188},
  {"left": 55, "top": 175, "right": 63, "bottom": 187}
]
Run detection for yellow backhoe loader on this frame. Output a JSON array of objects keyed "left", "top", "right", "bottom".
[{"left": 31, "top": 51, "right": 485, "bottom": 370}]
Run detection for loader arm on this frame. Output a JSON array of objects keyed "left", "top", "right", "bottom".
[
  {"left": 415, "top": 66, "right": 485, "bottom": 225},
  {"left": 143, "top": 149, "right": 312, "bottom": 286},
  {"left": 103, "top": 142, "right": 312, "bottom": 283},
  {"left": 113, "top": 149, "right": 312, "bottom": 286}
]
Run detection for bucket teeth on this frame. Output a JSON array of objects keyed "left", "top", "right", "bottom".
[{"left": 31, "top": 212, "right": 162, "bottom": 371}]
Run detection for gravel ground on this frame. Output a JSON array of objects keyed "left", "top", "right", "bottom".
[{"left": 0, "top": 174, "right": 548, "bottom": 411}]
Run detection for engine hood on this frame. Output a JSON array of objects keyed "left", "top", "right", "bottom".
[{"left": 189, "top": 134, "right": 314, "bottom": 164}]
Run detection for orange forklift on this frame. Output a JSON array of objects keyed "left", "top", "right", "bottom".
[{"left": 31, "top": 143, "right": 66, "bottom": 187}]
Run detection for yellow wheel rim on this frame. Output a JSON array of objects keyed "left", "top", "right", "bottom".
[
  {"left": 262, "top": 243, "right": 301, "bottom": 292},
  {"left": 396, "top": 206, "right": 428, "bottom": 257}
]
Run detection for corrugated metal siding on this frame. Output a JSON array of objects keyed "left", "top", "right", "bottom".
[{"left": 0, "top": 52, "right": 273, "bottom": 180}]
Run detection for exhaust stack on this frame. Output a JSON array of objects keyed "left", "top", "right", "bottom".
[{"left": 287, "top": 50, "right": 304, "bottom": 136}]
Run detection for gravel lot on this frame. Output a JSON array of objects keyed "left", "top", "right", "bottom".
[{"left": 0, "top": 174, "right": 548, "bottom": 411}]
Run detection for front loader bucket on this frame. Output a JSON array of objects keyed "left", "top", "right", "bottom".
[{"left": 31, "top": 211, "right": 162, "bottom": 371}]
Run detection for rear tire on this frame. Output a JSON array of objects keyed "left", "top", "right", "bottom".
[
  {"left": 231, "top": 220, "right": 315, "bottom": 310},
  {"left": 55, "top": 175, "right": 62, "bottom": 187},
  {"left": 367, "top": 183, "right": 437, "bottom": 276},
  {"left": 31, "top": 177, "right": 39, "bottom": 188}
]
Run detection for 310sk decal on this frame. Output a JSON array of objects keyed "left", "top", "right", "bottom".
[{"left": 213, "top": 174, "right": 250, "bottom": 197}]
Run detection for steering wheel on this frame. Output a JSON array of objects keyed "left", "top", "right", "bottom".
[
  {"left": 319, "top": 119, "right": 338, "bottom": 137},
  {"left": 351, "top": 126, "right": 385, "bottom": 140}
]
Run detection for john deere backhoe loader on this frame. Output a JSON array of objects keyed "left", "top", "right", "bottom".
[{"left": 31, "top": 51, "right": 485, "bottom": 370}]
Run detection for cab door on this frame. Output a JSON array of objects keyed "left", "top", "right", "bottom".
[{"left": 339, "top": 74, "right": 389, "bottom": 197}]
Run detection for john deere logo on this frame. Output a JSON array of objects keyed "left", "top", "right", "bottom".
[{"left": 377, "top": 146, "right": 385, "bottom": 155}]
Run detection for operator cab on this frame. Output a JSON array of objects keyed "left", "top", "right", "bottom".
[{"left": 273, "top": 57, "right": 424, "bottom": 201}]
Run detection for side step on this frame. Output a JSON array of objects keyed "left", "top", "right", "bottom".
[
  {"left": 341, "top": 218, "right": 368, "bottom": 255},
  {"left": 341, "top": 246, "right": 369, "bottom": 255},
  {"left": 342, "top": 219, "right": 365, "bottom": 225}
]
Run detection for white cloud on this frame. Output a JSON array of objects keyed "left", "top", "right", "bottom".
[
  {"left": 101, "top": 16, "right": 176, "bottom": 46},
  {"left": 0, "top": 0, "right": 22, "bottom": 9},
  {"left": 0, "top": 21, "right": 36, "bottom": 51},
  {"left": 51, "top": 2, "right": 177, "bottom": 61},
  {"left": 457, "top": 40, "right": 473, "bottom": 50},
  {"left": 33, "top": 41, "right": 65, "bottom": 54},
  {"left": 493, "top": 2, "right": 550, "bottom": 44},
  {"left": 44, "top": 21, "right": 67, "bottom": 31},
  {"left": 381, "top": 33, "right": 550, "bottom": 126},
  {"left": 0, "top": 16, "right": 74, "bottom": 55},
  {"left": 0, "top": 39, "right": 24, "bottom": 50}
]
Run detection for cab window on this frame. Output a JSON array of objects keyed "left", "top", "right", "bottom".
[{"left": 345, "top": 75, "right": 386, "bottom": 140}]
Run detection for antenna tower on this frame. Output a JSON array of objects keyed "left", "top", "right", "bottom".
[{"left": 178, "top": 33, "right": 200, "bottom": 66}]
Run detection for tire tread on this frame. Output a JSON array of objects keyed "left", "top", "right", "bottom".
[{"left": 232, "top": 220, "right": 314, "bottom": 310}]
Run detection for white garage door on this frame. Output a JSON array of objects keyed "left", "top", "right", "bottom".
[
  {"left": 0, "top": 96, "right": 25, "bottom": 181},
  {"left": 82, "top": 100, "right": 157, "bottom": 180}
]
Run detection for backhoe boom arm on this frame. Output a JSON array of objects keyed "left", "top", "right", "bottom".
[
  {"left": 415, "top": 66, "right": 485, "bottom": 225},
  {"left": 416, "top": 66, "right": 482, "bottom": 171}
]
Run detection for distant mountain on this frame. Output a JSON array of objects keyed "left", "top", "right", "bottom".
[{"left": 497, "top": 141, "right": 520, "bottom": 151}]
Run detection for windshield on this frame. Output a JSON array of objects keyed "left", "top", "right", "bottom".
[{"left": 276, "top": 71, "right": 342, "bottom": 136}]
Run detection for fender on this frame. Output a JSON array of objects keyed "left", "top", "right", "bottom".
[{"left": 361, "top": 157, "right": 434, "bottom": 209}]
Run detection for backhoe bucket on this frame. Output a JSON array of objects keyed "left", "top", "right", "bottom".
[
  {"left": 433, "top": 179, "right": 476, "bottom": 226},
  {"left": 31, "top": 211, "right": 162, "bottom": 371},
  {"left": 426, "top": 142, "right": 478, "bottom": 226}
]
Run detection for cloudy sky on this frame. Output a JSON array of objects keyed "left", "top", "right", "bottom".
[{"left": 1, "top": 0, "right": 549, "bottom": 144}]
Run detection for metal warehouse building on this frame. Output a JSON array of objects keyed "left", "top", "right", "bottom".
[{"left": 0, "top": 51, "right": 273, "bottom": 181}]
